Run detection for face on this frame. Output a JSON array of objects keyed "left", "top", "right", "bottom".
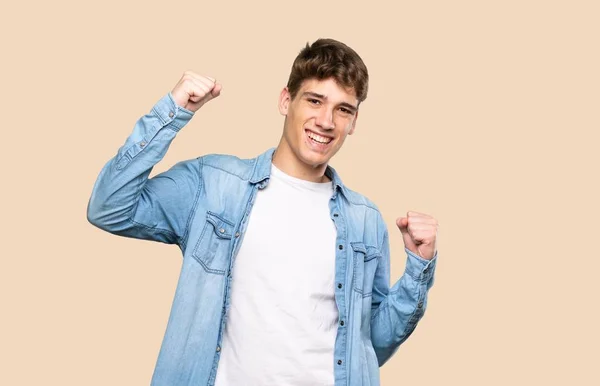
[{"left": 277, "top": 77, "right": 359, "bottom": 172}]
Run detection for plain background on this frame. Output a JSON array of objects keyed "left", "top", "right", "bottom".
[{"left": 1, "top": 0, "right": 598, "bottom": 385}]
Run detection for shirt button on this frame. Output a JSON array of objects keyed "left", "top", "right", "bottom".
[
  {"left": 235, "top": 232, "right": 240, "bottom": 238},
  {"left": 333, "top": 213, "right": 339, "bottom": 217},
  {"left": 219, "top": 228, "right": 225, "bottom": 234},
  {"left": 169, "top": 111, "right": 174, "bottom": 118},
  {"left": 140, "top": 141, "right": 146, "bottom": 148},
  {"left": 340, "top": 320, "right": 344, "bottom": 326},
  {"left": 338, "top": 245, "right": 343, "bottom": 250},
  {"left": 337, "top": 283, "right": 342, "bottom": 289},
  {"left": 216, "top": 346, "right": 221, "bottom": 352},
  {"left": 417, "top": 301, "right": 424, "bottom": 308},
  {"left": 337, "top": 360, "right": 342, "bottom": 365}
]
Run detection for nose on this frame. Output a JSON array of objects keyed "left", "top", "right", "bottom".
[{"left": 315, "top": 107, "right": 335, "bottom": 130}]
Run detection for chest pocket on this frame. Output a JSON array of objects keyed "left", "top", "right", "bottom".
[
  {"left": 351, "top": 242, "right": 380, "bottom": 297},
  {"left": 192, "top": 211, "right": 235, "bottom": 275}
]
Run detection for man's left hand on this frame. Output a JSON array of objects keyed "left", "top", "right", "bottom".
[{"left": 396, "top": 211, "right": 438, "bottom": 260}]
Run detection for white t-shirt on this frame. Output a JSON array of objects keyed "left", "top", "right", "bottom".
[{"left": 213, "top": 163, "right": 339, "bottom": 386}]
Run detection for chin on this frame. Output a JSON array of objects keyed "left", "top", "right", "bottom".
[{"left": 299, "top": 148, "right": 331, "bottom": 167}]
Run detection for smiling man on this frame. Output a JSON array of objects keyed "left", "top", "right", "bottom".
[
  {"left": 274, "top": 77, "right": 358, "bottom": 182},
  {"left": 87, "top": 38, "right": 439, "bottom": 386}
]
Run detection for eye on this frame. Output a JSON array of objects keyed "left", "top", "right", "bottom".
[{"left": 307, "top": 98, "right": 321, "bottom": 105}]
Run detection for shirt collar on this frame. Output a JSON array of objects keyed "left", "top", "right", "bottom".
[{"left": 250, "top": 147, "right": 348, "bottom": 198}]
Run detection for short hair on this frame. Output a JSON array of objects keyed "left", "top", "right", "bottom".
[{"left": 286, "top": 38, "right": 369, "bottom": 105}]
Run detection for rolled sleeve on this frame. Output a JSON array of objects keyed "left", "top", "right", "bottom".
[
  {"left": 404, "top": 247, "right": 437, "bottom": 283},
  {"left": 152, "top": 93, "right": 195, "bottom": 131}
]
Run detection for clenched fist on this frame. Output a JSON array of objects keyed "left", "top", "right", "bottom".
[
  {"left": 171, "top": 71, "right": 222, "bottom": 113},
  {"left": 396, "top": 211, "right": 438, "bottom": 260}
]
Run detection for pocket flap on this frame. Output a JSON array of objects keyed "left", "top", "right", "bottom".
[
  {"left": 206, "top": 211, "right": 235, "bottom": 239},
  {"left": 351, "top": 242, "right": 380, "bottom": 262},
  {"left": 351, "top": 242, "right": 367, "bottom": 254}
]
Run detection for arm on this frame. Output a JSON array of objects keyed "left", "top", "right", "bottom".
[
  {"left": 87, "top": 72, "right": 222, "bottom": 248},
  {"left": 370, "top": 215, "right": 438, "bottom": 366}
]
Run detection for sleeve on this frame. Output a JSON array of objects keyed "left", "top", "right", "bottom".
[
  {"left": 369, "top": 217, "right": 438, "bottom": 366},
  {"left": 86, "top": 93, "right": 201, "bottom": 248}
]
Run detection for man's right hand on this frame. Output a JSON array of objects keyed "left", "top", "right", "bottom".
[{"left": 170, "top": 71, "right": 222, "bottom": 113}]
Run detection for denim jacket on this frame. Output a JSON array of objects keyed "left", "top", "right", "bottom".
[{"left": 87, "top": 93, "right": 438, "bottom": 386}]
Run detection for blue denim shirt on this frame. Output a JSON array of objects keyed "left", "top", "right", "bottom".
[{"left": 87, "top": 93, "right": 437, "bottom": 386}]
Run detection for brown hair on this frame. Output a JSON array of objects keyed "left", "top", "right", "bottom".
[{"left": 286, "top": 38, "right": 369, "bottom": 105}]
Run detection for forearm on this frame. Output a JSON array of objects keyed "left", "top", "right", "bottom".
[
  {"left": 87, "top": 93, "right": 194, "bottom": 241},
  {"left": 370, "top": 248, "right": 437, "bottom": 366}
]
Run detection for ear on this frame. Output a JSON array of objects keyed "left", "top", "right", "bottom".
[
  {"left": 278, "top": 87, "right": 291, "bottom": 116},
  {"left": 348, "top": 110, "right": 359, "bottom": 135}
]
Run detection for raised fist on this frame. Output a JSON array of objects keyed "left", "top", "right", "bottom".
[{"left": 170, "top": 71, "right": 222, "bottom": 112}]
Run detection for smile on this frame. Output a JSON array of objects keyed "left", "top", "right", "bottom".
[{"left": 305, "top": 129, "right": 333, "bottom": 145}]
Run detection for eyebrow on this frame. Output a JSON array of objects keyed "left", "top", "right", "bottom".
[{"left": 301, "top": 91, "right": 358, "bottom": 112}]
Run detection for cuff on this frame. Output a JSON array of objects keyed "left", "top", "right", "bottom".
[
  {"left": 404, "top": 247, "right": 437, "bottom": 282},
  {"left": 151, "top": 93, "right": 195, "bottom": 131}
]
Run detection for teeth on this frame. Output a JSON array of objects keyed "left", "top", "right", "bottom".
[{"left": 307, "top": 131, "right": 332, "bottom": 144}]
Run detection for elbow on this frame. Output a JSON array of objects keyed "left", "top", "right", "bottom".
[
  {"left": 87, "top": 198, "right": 108, "bottom": 231},
  {"left": 86, "top": 197, "right": 136, "bottom": 235},
  {"left": 373, "top": 345, "right": 396, "bottom": 368},
  {"left": 86, "top": 198, "right": 124, "bottom": 232}
]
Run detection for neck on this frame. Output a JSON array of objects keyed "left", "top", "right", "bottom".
[{"left": 272, "top": 140, "right": 330, "bottom": 183}]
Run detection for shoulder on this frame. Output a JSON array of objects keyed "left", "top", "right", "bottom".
[
  {"left": 342, "top": 185, "right": 382, "bottom": 215},
  {"left": 341, "top": 184, "right": 389, "bottom": 246},
  {"left": 197, "top": 152, "right": 257, "bottom": 181}
]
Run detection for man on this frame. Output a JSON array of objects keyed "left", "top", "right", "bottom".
[{"left": 87, "top": 38, "right": 439, "bottom": 386}]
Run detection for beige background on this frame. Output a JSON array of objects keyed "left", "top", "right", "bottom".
[{"left": 1, "top": 0, "right": 598, "bottom": 385}]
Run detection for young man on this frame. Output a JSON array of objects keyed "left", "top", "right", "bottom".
[{"left": 87, "top": 38, "right": 439, "bottom": 386}]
